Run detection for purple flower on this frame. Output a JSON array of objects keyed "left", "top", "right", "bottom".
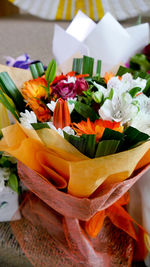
[
  {"left": 52, "top": 77, "right": 88, "bottom": 100},
  {"left": 143, "top": 44, "right": 150, "bottom": 61},
  {"left": 5, "top": 54, "right": 34, "bottom": 69}
]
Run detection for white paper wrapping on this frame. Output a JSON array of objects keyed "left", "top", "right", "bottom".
[
  {"left": 52, "top": 24, "right": 89, "bottom": 65},
  {"left": 53, "top": 11, "right": 149, "bottom": 75},
  {"left": 0, "top": 186, "right": 20, "bottom": 222}
]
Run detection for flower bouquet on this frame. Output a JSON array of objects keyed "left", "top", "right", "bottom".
[{"left": 0, "top": 52, "right": 150, "bottom": 266}]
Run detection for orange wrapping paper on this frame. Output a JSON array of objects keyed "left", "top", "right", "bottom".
[{"left": 0, "top": 123, "right": 150, "bottom": 196}]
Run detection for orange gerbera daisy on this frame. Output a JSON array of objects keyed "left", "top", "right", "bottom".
[
  {"left": 22, "top": 76, "right": 51, "bottom": 122},
  {"left": 72, "top": 118, "right": 123, "bottom": 141}
]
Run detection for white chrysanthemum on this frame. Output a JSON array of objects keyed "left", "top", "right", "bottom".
[
  {"left": 99, "top": 92, "right": 138, "bottom": 124},
  {"left": 47, "top": 101, "right": 56, "bottom": 112},
  {"left": 47, "top": 98, "right": 76, "bottom": 114},
  {"left": 48, "top": 122, "right": 75, "bottom": 138},
  {"left": 130, "top": 111, "right": 150, "bottom": 135},
  {"left": 20, "top": 110, "right": 37, "bottom": 129},
  {"left": 0, "top": 167, "right": 10, "bottom": 192}
]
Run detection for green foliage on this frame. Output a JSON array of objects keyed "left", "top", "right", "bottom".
[
  {"left": 74, "top": 101, "right": 99, "bottom": 121},
  {"left": 64, "top": 126, "right": 149, "bottom": 158},
  {"left": 31, "top": 123, "right": 50, "bottom": 130},
  {"left": 30, "top": 61, "right": 45, "bottom": 79},
  {"left": 7, "top": 173, "right": 19, "bottom": 194}
]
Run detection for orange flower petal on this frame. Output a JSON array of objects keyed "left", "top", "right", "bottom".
[
  {"left": 72, "top": 118, "right": 123, "bottom": 141},
  {"left": 22, "top": 76, "right": 51, "bottom": 122},
  {"left": 104, "top": 72, "right": 113, "bottom": 83}
]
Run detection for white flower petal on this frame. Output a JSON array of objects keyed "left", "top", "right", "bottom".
[
  {"left": 48, "top": 122, "right": 75, "bottom": 138},
  {"left": 47, "top": 101, "right": 56, "bottom": 112},
  {"left": 47, "top": 99, "right": 75, "bottom": 114},
  {"left": 131, "top": 111, "right": 150, "bottom": 135},
  {"left": 63, "top": 76, "right": 76, "bottom": 84},
  {"left": 20, "top": 110, "right": 37, "bottom": 129}
]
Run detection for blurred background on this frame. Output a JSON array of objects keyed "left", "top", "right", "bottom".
[{"left": 0, "top": 0, "right": 150, "bottom": 66}]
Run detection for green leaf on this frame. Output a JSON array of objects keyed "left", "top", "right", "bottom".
[
  {"left": 95, "top": 140, "right": 120, "bottom": 157},
  {"left": 82, "top": 56, "right": 94, "bottom": 77},
  {"left": 72, "top": 58, "right": 83, "bottom": 74},
  {"left": 74, "top": 101, "right": 99, "bottom": 121},
  {"left": 129, "top": 87, "right": 141, "bottom": 98},
  {"left": 129, "top": 54, "right": 150, "bottom": 73},
  {"left": 96, "top": 60, "right": 101, "bottom": 76},
  {"left": 7, "top": 173, "right": 19, "bottom": 193},
  {"left": 31, "top": 123, "right": 50, "bottom": 130},
  {"left": 64, "top": 132, "right": 96, "bottom": 158},
  {"left": 120, "top": 126, "right": 149, "bottom": 151},
  {"left": 0, "top": 90, "right": 19, "bottom": 121},
  {"left": 64, "top": 131, "right": 86, "bottom": 154},
  {"left": 143, "top": 78, "right": 150, "bottom": 96},
  {"left": 0, "top": 72, "right": 25, "bottom": 112},
  {"left": 0, "top": 156, "right": 14, "bottom": 168},
  {"left": 30, "top": 61, "right": 45, "bottom": 79},
  {"left": 101, "top": 128, "right": 123, "bottom": 141},
  {"left": 83, "top": 134, "right": 96, "bottom": 158},
  {"left": 45, "top": 59, "right": 57, "bottom": 84},
  {"left": 116, "top": 66, "right": 133, "bottom": 76}
]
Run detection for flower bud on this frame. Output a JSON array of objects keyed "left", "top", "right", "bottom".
[
  {"left": 92, "top": 91, "right": 103, "bottom": 103},
  {"left": 53, "top": 98, "right": 71, "bottom": 129}
]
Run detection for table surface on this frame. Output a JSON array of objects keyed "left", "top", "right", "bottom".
[{"left": 0, "top": 13, "right": 150, "bottom": 267}]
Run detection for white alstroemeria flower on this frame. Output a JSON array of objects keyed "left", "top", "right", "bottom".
[
  {"left": 99, "top": 92, "right": 138, "bottom": 124},
  {"left": 107, "top": 73, "right": 147, "bottom": 95},
  {"left": 47, "top": 98, "right": 76, "bottom": 114},
  {"left": 132, "top": 77, "right": 147, "bottom": 91},
  {"left": 130, "top": 111, "right": 150, "bottom": 135},
  {"left": 135, "top": 93, "right": 150, "bottom": 111},
  {"left": 63, "top": 76, "right": 76, "bottom": 84},
  {"left": 0, "top": 167, "right": 10, "bottom": 192},
  {"left": 20, "top": 110, "right": 37, "bottom": 129},
  {"left": 48, "top": 122, "right": 75, "bottom": 137},
  {"left": 107, "top": 76, "right": 122, "bottom": 93}
]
